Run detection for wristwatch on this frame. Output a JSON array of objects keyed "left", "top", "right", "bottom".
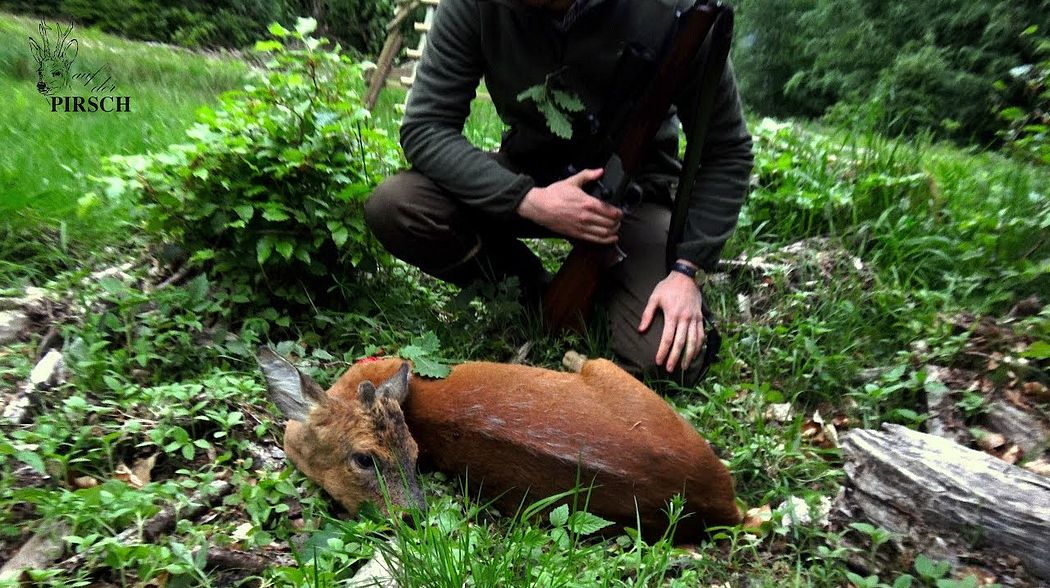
[{"left": 671, "top": 261, "right": 708, "bottom": 289}]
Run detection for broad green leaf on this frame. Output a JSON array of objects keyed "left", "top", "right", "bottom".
[
  {"left": 275, "top": 240, "right": 295, "bottom": 260},
  {"left": 849, "top": 522, "right": 877, "bottom": 535},
  {"left": 406, "top": 353, "right": 449, "bottom": 379},
  {"left": 186, "top": 275, "right": 209, "bottom": 300},
  {"left": 296, "top": 17, "right": 318, "bottom": 36},
  {"left": 255, "top": 40, "right": 283, "bottom": 52},
  {"left": 268, "top": 23, "right": 290, "bottom": 37},
  {"left": 15, "top": 451, "right": 45, "bottom": 474},
  {"left": 914, "top": 554, "right": 950, "bottom": 580},
  {"left": 549, "top": 504, "right": 569, "bottom": 527},
  {"left": 256, "top": 237, "right": 274, "bottom": 264},
  {"left": 567, "top": 511, "right": 613, "bottom": 535},
  {"left": 331, "top": 226, "right": 349, "bottom": 247},
  {"left": 1021, "top": 341, "right": 1050, "bottom": 360},
  {"left": 234, "top": 204, "right": 254, "bottom": 222},
  {"left": 262, "top": 207, "right": 290, "bottom": 222},
  {"left": 893, "top": 575, "right": 915, "bottom": 588}
]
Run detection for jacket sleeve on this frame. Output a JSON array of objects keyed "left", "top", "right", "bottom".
[
  {"left": 672, "top": 60, "right": 754, "bottom": 272},
  {"left": 399, "top": 0, "right": 536, "bottom": 219}
]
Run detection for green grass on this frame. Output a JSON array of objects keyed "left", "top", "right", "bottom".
[
  {"left": 0, "top": 12, "right": 247, "bottom": 221},
  {"left": 0, "top": 21, "right": 1047, "bottom": 588}
]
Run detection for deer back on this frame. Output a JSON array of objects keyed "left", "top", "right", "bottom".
[{"left": 347, "top": 358, "right": 740, "bottom": 539}]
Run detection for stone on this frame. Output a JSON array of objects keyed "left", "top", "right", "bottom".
[
  {"left": 984, "top": 401, "right": 1050, "bottom": 455},
  {"left": 30, "top": 349, "right": 65, "bottom": 390},
  {"left": 349, "top": 543, "right": 400, "bottom": 588},
  {"left": 0, "top": 310, "right": 29, "bottom": 345}
]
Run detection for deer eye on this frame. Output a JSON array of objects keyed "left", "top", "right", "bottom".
[{"left": 350, "top": 453, "right": 376, "bottom": 471}]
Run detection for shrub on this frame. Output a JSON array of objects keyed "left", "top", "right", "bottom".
[
  {"left": 998, "top": 26, "right": 1049, "bottom": 165},
  {"left": 90, "top": 18, "right": 402, "bottom": 309}
]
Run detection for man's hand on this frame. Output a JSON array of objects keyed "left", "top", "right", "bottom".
[
  {"left": 516, "top": 168, "right": 623, "bottom": 244},
  {"left": 638, "top": 261, "right": 704, "bottom": 373}
]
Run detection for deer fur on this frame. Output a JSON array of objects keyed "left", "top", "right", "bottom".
[{"left": 259, "top": 349, "right": 740, "bottom": 540}]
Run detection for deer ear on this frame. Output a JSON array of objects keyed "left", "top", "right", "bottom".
[
  {"left": 63, "top": 38, "right": 77, "bottom": 64},
  {"left": 257, "top": 347, "right": 328, "bottom": 422},
  {"left": 357, "top": 380, "right": 376, "bottom": 405},
  {"left": 375, "top": 362, "right": 410, "bottom": 405}
]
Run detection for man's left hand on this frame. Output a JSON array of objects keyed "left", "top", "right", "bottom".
[{"left": 638, "top": 263, "right": 704, "bottom": 373}]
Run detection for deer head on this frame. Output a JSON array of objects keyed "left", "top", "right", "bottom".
[
  {"left": 28, "top": 20, "right": 77, "bottom": 96},
  {"left": 257, "top": 348, "right": 425, "bottom": 516}
]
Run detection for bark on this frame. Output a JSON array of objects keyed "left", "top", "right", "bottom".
[{"left": 839, "top": 424, "right": 1050, "bottom": 581}]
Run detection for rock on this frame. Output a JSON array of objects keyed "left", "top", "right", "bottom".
[
  {"left": 350, "top": 543, "right": 399, "bottom": 588},
  {"left": 764, "top": 403, "right": 795, "bottom": 423},
  {"left": 0, "top": 522, "right": 70, "bottom": 582},
  {"left": 29, "top": 349, "right": 65, "bottom": 390},
  {"left": 1, "top": 382, "right": 32, "bottom": 424},
  {"left": 3, "top": 351, "right": 66, "bottom": 424},
  {"left": 0, "top": 287, "right": 49, "bottom": 311},
  {"left": 0, "top": 310, "right": 29, "bottom": 345},
  {"left": 983, "top": 401, "right": 1050, "bottom": 455}
]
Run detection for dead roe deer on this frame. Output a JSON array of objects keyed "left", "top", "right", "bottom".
[{"left": 258, "top": 348, "right": 740, "bottom": 540}]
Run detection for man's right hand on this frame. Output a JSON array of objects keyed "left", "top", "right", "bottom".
[{"left": 515, "top": 168, "right": 623, "bottom": 244}]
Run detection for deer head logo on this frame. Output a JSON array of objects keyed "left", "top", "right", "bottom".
[{"left": 28, "top": 20, "right": 78, "bottom": 96}]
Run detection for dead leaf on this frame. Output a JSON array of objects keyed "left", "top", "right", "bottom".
[
  {"left": 73, "top": 476, "right": 98, "bottom": 489},
  {"left": 1023, "top": 458, "right": 1050, "bottom": 477},
  {"left": 764, "top": 403, "right": 794, "bottom": 423},
  {"left": 958, "top": 566, "right": 998, "bottom": 586},
  {"left": 114, "top": 464, "right": 145, "bottom": 489},
  {"left": 742, "top": 504, "right": 772, "bottom": 529},
  {"left": 231, "top": 522, "right": 253, "bottom": 543},
  {"left": 1022, "top": 381, "right": 1050, "bottom": 402},
  {"left": 1000, "top": 444, "right": 1022, "bottom": 465},
  {"left": 137, "top": 571, "right": 169, "bottom": 587},
  {"left": 801, "top": 411, "right": 838, "bottom": 448},
  {"left": 975, "top": 430, "right": 1006, "bottom": 451},
  {"left": 1004, "top": 388, "right": 1027, "bottom": 408},
  {"left": 131, "top": 453, "right": 158, "bottom": 486}
]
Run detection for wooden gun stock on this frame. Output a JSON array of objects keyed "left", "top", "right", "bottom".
[{"left": 542, "top": 1, "right": 724, "bottom": 333}]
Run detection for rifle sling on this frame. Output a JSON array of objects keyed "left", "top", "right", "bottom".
[{"left": 666, "top": 6, "right": 734, "bottom": 380}]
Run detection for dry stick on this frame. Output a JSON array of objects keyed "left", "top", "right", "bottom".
[
  {"left": 60, "top": 480, "right": 234, "bottom": 569},
  {"left": 197, "top": 547, "right": 297, "bottom": 575},
  {"left": 145, "top": 263, "right": 193, "bottom": 293}
]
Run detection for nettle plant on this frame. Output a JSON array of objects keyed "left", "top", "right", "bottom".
[{"left": 92, "top": 18, "right": 401, "bottom": 307}]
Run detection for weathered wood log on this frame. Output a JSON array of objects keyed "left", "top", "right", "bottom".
[{"left": 840, "top": 424, "right": 1050, "bottom": 581}]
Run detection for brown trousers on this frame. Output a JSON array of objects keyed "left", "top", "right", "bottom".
[{"left": 364, "top": 168, "right": 705, "bottom": 386}]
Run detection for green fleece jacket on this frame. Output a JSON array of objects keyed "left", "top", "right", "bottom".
[{"left": 400, "top": 0, "right": 754, "bottom": 271}]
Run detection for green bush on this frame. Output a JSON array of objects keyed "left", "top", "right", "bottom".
[
  {"left": 2, "top": 0, "right": 397, "bottom": 53},
  {"left": 998, "top": 26, "right": 1049, "bottom": 165},
  {"left": 91, "top": 18, "right": 402, "bottom": 308},
  {"left": 734, "top": 0, "right": 1050, "bottom": 145}
]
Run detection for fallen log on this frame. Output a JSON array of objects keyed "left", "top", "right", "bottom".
[{"left": 839, "top": 424, "right": 1050, "bottom": 581}]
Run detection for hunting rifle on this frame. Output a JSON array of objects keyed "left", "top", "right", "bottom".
[{"left": 541, "top": 0, "right": 735, "bottom": 335}]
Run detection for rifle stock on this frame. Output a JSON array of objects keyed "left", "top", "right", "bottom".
[{"left": 542, "top": 1, "right": 723, "bottom": 333}]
